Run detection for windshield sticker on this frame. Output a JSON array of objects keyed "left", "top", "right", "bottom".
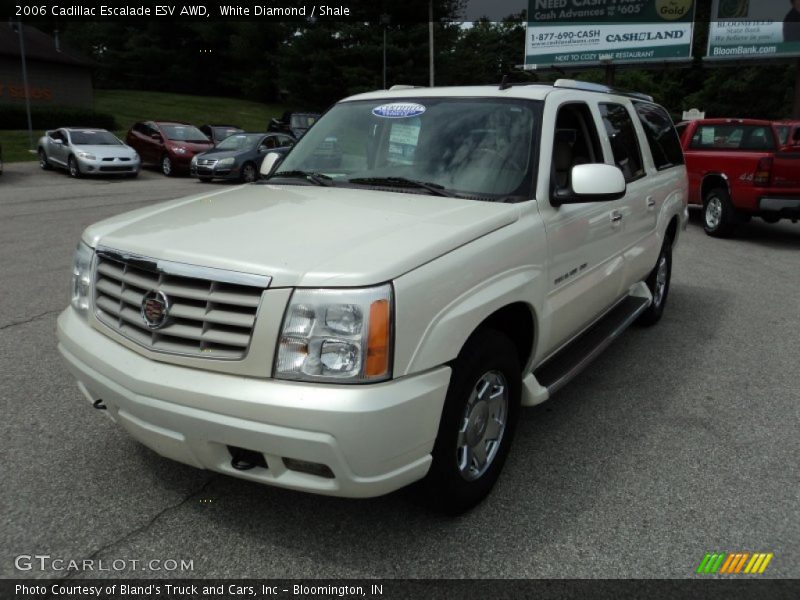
[{"left": 372, "top": 103, "right": 426, "bottom": 119}]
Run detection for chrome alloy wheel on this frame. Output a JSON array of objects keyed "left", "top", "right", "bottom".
[
  {"left": 162, "top": 155, "right": 172, "bottom": 176},
  {"left": 653, "top": 254, "right": 668, "bottom": 307},
  {"left": 705, "top": 196, "right": 722, "bottom": 230},
  {"left": 457, "top": 370, "right": 508, "bottom": 481}
]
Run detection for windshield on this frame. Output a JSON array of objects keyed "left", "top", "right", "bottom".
[
  {"left": 216, "top": 134, "right": 262, "bottom": 151},
  {"left": 162, "top": 125, "right": 209, "bottom": 143},
  {"left": 69, "top": 130, "right": 121, "bottom": 145},
  {"left": 276, "top": 98, "right": 540, "bottom": 199},
  {"left": 290, "top": 114, "right": 318, "bottom": 129}
]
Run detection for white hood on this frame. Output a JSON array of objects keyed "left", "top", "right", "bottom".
[{"left": 83, "top": 184, "right": 520, "bottom": 287}]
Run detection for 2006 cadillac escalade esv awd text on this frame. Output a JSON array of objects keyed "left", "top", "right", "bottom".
[{"left": 57, "top": 81, "right": 688, "bottom": 512}]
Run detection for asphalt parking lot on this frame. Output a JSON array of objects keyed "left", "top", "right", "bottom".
[{"left": 1, "top": 161, "right": 798, "bottom": 579}]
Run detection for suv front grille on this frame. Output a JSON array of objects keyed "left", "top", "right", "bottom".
[{"left": 93, "top": 250, "right": 269, "bottom": 360}]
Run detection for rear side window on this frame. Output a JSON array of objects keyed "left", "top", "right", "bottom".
[
  {"left": 600, "top": 103, "right": 645, "bottom": 183},
  {"left": 690, "top": 125, "right": 776, "bottom": 151},
  {"left": 633, "top": 103, "right": 685, "bottom": 170}
]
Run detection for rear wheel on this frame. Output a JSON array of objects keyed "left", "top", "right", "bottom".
[
  {"left": 39, "top": 149, "right": 51, "bottom": 170},
  {"left": 423, "top": 329, "right": 521, "bottom": 514},
  {"left": 761, "top": 214, "right": 780, "bottom": 224},
  {"left": 703, "top": 188, "right": 738, "bottom": 237},
  {"left": 637, "top": 238, "right": 672, "bottom": 326}
]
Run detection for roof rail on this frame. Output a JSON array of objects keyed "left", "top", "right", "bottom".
[
  {"left": 389, "top": 85, "right": 421, "bottom": 91},
  {"left": 553, "top": 79, "right": 654, "bottom": 102}
]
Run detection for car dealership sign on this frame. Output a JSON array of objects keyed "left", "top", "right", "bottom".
[
  {"left": 706, "top": 0, "right": 800, "bottom": 60},
  {"left": 524, "top": 0, "right": 695, "bottom": 69}
]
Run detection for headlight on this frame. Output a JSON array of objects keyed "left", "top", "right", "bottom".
[
  {"left": 173, "top": 147, "right": 187, "bottom": 155},
  {"left": 275, "top": 284, "right": 393, "bottom": 383},
  {"left": 76, "top": 152, "right": 96, "bottom": 160},
  {"left": 71, "top": 241, "right": 94, "bottom": 317},
  {"left": 133, "top": 152, "right": 140, "bottom": 161},
  {"left": 217, "top": 157, "right": 235, "bottom": 167},
  {"left": 191, "top": 155, "right": 198, "bottom": 166}
]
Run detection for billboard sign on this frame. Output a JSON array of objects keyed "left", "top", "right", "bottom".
[
  {"left": 524, "top": 0, "right": 696, "bottom": 69},
  {"left": 707, "top": 0, "right": 800, "bottom": 61}
]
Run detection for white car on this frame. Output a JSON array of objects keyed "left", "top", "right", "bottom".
[
  {"left": 57, "top": 81, "right": 688, "bottom": 512},
  {"left": 38, "top": 128, "right": 140, "bottom": 178}
]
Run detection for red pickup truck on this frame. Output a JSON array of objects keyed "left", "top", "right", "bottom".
[{"left": 677, "top": 118, "right": 800, "bottom": 236}]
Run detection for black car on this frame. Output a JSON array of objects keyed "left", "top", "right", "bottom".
[
  {"left": 199, "top": 124, "right": 244, "bottom": 145},
  {"left": 190, "top": 132, "right": 295, "bottom": 182},
  {"left": 267, "top": 111, "right": 321, "bottom": 139}
]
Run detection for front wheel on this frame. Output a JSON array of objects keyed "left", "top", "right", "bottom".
[
  {"left": 703, "top": 188, "right": 737, "bottom": 237},
  {"left": 68, "top": 156, "right": 81, "bottom": 178},
  {"left": 240, "top": 162, "right": 257, "bottom": 183},
  {"left": 161, "top": 154, "right": 174, "bottom": 177},
  {"left": 636, "top": 238, "right": 672, "bottom": 326},
  {"left": 422, "top": 329, "right": 521, "bottom": 514}
]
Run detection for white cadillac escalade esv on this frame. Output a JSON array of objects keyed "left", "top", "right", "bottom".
[{"left": 57, "top": 81, "right": 688, "bottom": 512}]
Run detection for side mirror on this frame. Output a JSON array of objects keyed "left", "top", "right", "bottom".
[
  {"left": 52, "top": 139, "right": 63, "bottom": 145},
  {"left": 259, "top": 151, "right": 283, "bottom": 177},
  {"left": 552, "top": 163, "right": 626, "bottom": 206},
  {"left": 257, "top": 145, "right": 269, "bottom": 154},
  {"left": 151, "top": 133, "right": 163, "bottom": 142}
]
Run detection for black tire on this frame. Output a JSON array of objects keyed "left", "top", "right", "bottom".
[
  {"left": 703, "top": 187, "right": 737, "bottom": 237},
  {"left": 38, "top": 149, "right": 51, "bottom": 170},
  {"left": 67, "top": 156, "right": 81, "bottom": 178},
  {"left": 161, "top": 154, "right": 174, "bottom": 177},
  {"left": 761, "top": 214, "right": 780, "bottom": 224},
  {"left": 636, "top": 237, "right": 672, "bottom": 327},
  {"left": 422, "top": 328, "right": 521, "bottom": 514},
  {"left": 240, "top": 162, "right": 257, "bottom": 183},
  {"left": 199, "top": 177, "right": 213, "bottom": 183}
]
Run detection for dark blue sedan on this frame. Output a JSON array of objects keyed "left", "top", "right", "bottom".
[{"left": 191, "top": 133, "right": 295, "bottom": 183}]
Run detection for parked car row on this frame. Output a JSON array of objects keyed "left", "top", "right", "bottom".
[
  {"left": 676, "top": 117, "right": 800, "bottom": 236},
  {"left": 36, "top": 116, "right": 305, "bottom": 182}
]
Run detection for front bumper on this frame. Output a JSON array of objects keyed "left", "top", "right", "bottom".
[
  {"left": 57, "top": 308, "right": 449, "bottom": 497},
  {"left": 191, "top": 164, "right": 239, "bottom": 180},
  {"left": 77, "top": 156, "right": 140, "bottom": 175},
  {"left": 759, "top": 197, "right": 800, "bottom": 218}
]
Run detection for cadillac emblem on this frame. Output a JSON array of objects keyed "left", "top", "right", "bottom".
[{"left": 141, "top": 290, "right": 170, "bottom": 329}]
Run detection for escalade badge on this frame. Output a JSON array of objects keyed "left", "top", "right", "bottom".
[{"left": 141, "top": 290, "right": 170, "bottom": 330}]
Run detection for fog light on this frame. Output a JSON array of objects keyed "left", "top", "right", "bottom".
[{"left": 283, "top": 457, "right": 334, "bottom": 479}]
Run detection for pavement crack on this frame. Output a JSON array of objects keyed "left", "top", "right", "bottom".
[
  {"left": 0, "top": 310, "right": 60, "bottom": 331},
  {"left": 58, "top": 476, "right": 216, "bottom": 582}
]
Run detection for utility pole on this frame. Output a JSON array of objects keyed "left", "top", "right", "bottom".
[
  {"left": 15, "top": 19, "right": 35, "bottom": 151},
  {"left": 794, "top": 59, "right": 800, "bottom": 119},
  {"left": 381, "top": 14, "right": 390, "bottom": 89},
  {"left": 428, "top": 0, "right": 434, "bottom": 87}
]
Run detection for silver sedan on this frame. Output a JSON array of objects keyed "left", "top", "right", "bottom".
[{"left": 37, "top": 128, "right": 140, "bottom": 178}]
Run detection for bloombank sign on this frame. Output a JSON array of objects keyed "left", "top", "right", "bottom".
[
  {"left": 706, "top": 0, "right": 800, "bottom": 60},
  {"left": 524, "top": 0, "right": 695, "bottom": 69}
]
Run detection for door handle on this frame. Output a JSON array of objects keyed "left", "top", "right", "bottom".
[
  {"left": 610, "top": 210, "right": 623, "bottom": 223},
  {"left": 646, "top": 196, "right": 656, "bottom": 208}
]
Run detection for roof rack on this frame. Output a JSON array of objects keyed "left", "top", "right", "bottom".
[{"left": 553, "top": 79, "right": 654, "bottom": 102}]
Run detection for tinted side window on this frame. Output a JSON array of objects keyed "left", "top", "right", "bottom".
[
  {"left": 600, "top": 103, "right": 645, "bottom": 183},
  {"left": 633, "top": 103, "right": 685, "bottom": 170}
]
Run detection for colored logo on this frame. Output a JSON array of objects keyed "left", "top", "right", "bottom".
[
  {"left": 697, "top": 552, "right": 773, "bottom": 575},
  {"left": 372, "top": 103, "right": 426, "bottom": 119},
  {"left": 141, "top": 290, "right": 170, "bottom": 330},
  {"left": 656, "top": 0, "right": 693, "bottom": 21}
]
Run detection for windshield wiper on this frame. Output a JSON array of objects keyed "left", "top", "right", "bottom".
[
  {"left": 270, "top": 170, "right": 334, "bottom": 186},
  {"left": 347, "top": 177, "right": 456, "bottom": 197}
]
